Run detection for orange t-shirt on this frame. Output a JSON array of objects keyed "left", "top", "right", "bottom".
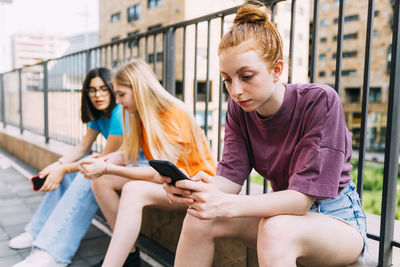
[{"left": 141, "top": 106, "right": 216, "bottom": 177}]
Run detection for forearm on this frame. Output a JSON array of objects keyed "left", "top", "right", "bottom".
[
  {"left": 61, "top": 161, "right": 81, "bottom": 174},
  {"left": 222, "top": 190, "right": 315, "bottom": 218},
  {"left": 105, "top": 164, "right": 155, "bottom": 182},
  {"left": 59, "top": 145, "right": 89, "bottom": 164}
]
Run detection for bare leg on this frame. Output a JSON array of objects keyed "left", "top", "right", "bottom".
[
  {"left": 257, "top": 213, "right": 364, "bottom": 267},
  {"left": 91, "top": 174, "right": 131, "bottom": 230},
  {"left": 175, "top": 214, "right": 260, "bottom": 267},
  {"left": 102, "top": 180, "right": 186, "bottom": 267},
  {"left": 175, "top": 212, "right": 363, "bottom": 267}
]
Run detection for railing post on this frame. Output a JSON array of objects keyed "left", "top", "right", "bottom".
[
  {"left": 86, "top": 50, "right": 91, "bottom": 74},
  {"left": 18, "top": 69, "right": 23, "bottom": 134},
  {"left": 357, "top": 0, "right": 375, "bottom": 202},
  {"left": 334, "top": 0, "right": 345, "bottom": 94},
  {"left": 43, "top": 61, "right": 49, "bottom": 143},
  {"left": 309, "top": 0, "right": 319, "bottom": 83},
  {"left": 165, "top": 27, "right": 176, "bottom": 95},
  {"left": 0, "top": 74, "right": 5, "bottom": 128},
  {"left": 378, "top": 0, "right": 400, "bottom": 266}
]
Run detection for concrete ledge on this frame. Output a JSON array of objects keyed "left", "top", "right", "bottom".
[{"left": 0, "top": 126, "right": 71, "bottom": 171}]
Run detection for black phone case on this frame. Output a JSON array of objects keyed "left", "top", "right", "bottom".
[
  {"left": 30, "top": 175, "right": 47, "bottom": 191},
  {"left": 149, "top": 159, "right": 189, "bottom": 185}
]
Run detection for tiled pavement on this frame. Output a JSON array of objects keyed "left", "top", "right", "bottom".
[{"left": 0, "top": 150, "right": 157, "bottom": 267}]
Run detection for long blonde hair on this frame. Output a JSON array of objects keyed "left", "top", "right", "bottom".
[
  {"left": 218, "top": 1, "right": 283, "bottom": 67},
  {"left": 114, "top": 59, "right": 212, "bottom": 169}
]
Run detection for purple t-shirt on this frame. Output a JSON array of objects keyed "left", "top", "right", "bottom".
[{"left": 217, "top": 83, "right": 353, "bottom": 199}]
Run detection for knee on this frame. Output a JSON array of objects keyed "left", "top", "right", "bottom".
[
  {"left": 258, "top": 215, "right": 294, "bottom": 249},
  {"left": 120, "top": 181, "right": 149, "bottom": 205},
  {"left": 91, "top": 175, "right": 111, "bottom": 194},
  {"left": 181, "top": 214, "right": 217, "bottom": 240}
]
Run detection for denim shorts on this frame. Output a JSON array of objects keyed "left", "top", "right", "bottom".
[{"left": 309, "top": 181, "right": 368, "bottom": 258}]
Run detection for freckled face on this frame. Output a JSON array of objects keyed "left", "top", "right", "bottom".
[
  {"left": 114, "top": 84, "right": 137, "bottom": 114},
  {"left": 219, "top": 44, "right": 282, "bottom": 117}
]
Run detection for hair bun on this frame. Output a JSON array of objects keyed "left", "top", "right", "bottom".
[{"left": 234, "top": 2, "right": 270, "bottom": 26}]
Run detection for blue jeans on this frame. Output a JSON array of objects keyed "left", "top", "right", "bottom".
[{"left": 25, "top": 171, "right": 98, "bottom": 264}]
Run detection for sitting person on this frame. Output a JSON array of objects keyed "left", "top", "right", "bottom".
[
  {"left": 78, "top": 59, "right": 216, "bottom": 267},
  {"left": 10, "top": 67, "right": 146, "bottom": 267},
  {"left": 163, "top": 2, "right": 368, "bottom": 267}
]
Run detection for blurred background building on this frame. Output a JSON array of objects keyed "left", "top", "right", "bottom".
[
  {"left": 314, "top": 0, "right": 394, "bottom": 152},
  {"left": 0, "top": 0, "right": 395, "bottom": 154}
]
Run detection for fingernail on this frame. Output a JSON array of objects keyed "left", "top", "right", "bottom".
[{"left": 168, "top": 199, "right": 172, "bottom": 204}]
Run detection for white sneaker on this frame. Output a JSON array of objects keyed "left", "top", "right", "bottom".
[
  {"left": 12, "top": 250, "right": 68, "bottom": 267},
  {"left": 9, "top": 232, "right": 34, "bottom": 249}
]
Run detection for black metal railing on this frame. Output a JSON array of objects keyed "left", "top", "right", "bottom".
[{"left": 0, "top": 0, "right": 399, "bottom": 266}]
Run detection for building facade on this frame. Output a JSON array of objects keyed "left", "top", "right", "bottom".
[
  {"left": 98, "top": 0, "right": 310, "bottom": 158},
  {"left": 315, "top": 0, "right": 393, "bottom": 151}
]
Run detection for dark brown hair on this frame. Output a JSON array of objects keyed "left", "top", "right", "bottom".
[
  {"left": 218, "top": 1, "right": 283, "bottom": 67},
  {"left": 81, "top": 67, "right": 116, "bottom": 123}
]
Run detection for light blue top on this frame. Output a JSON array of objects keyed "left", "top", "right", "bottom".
[
  {"left": 88, "top": 104, "right": 123, "bottom": 139},
  {"left": 88, "top": 104, "right": 148, "bottom": 166}
]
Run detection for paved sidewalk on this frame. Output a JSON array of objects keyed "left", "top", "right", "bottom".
[{"left": 0, "top": 152, "right": 114, "bottom": 266}]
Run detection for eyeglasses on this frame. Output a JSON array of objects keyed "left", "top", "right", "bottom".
[{"left": 86, "top": 86, "right": 110, "bottom": 97}]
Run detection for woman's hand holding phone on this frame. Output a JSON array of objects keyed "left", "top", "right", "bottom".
[
  {"left": 162, "top": 170, "right": 227, "bottom": 220},
  {"left": 38, "top": 165, "right": 66, "bottom": 192}
]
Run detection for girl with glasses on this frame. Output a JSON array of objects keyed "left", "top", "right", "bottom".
[{"left": 10, "top": 68, "right": 143, "bottom": 267}]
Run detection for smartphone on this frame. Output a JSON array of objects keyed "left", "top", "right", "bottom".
[
  {"left": 149, "top": 159, "right": 190, "bottom": 185},
  {"left": 30, "top": 175, "right": 47, "bottom": 191}
]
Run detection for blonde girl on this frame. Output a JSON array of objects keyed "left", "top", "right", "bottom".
[{"left": 79, "top": 59, "right": 216, "bottom": 267}]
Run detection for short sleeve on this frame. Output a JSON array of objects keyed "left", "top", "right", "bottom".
[
  {"left": 288, "top": 89, "right": 350, "bottom": 199},
  {"left": 108, "top": 105, "right": 124, "bottom": 136},
  {"left": 217, "top": 98, "right": 252, "bottom": 185},
  {"left": 88, "top": 120, "right": 99, "bottom": 131}
]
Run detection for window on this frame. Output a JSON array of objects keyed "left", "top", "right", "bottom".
[
  {"left": 127, "top": 5, "right": 140, "bottom": 22},
  {"left": 196, "top": 81, "right": 212, "bottom": 102},
  {"left": 342, "top": 69, "right": 356, "bottom": 76},
  {"left": 320, "top": 37, "right": 327, "bottom": 43},
  {"left": 369, "top": 87, "right": 381, "bottom": 103},
  {"left": 333, "top": 14, "right": 359, "bottom": 24},
  {"left": 333, "top": 51, "right": 358, "bottom": 59},
  {"left": 111, "top": 12, "right": 121, "bottom": 22},
  {"left": 147, "top": 24, "right": 162, "bottom": 31},
  {"left": 319, "top": 54, "right": 326, "bottom": 61},
  {"left": 111, "top": 36, "right": 120, "bottom": 42},
  {"left": 148, "top": 0, "right": 162, "bottom": 8},
  {"left": 127, "top": 31, "right": 139, "bottom": 48},
  {"left": 387, "top": 45, "right": 392, "bottom": 74},
  {"left": 374, "top": 10, "right": 380, "bottom": 17},
  {"left": 319, "top": 71, "right": 326, "bottom": 77},
  {"left": 148, "top": 52, "right": 163, "bottom": 63},
  {"left": 345, "top": 87, "right": 360, "bottom": 103},
  {"left": 320, "top": 20, "right": 328, "bottom": 27},
  {"left": 333, "top": 33, "right": 358, "bottom": 41},
  {"left": 331, "top": 69, "right": 356, "bottom": 76}
]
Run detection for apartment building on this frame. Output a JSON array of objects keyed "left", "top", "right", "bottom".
[
  {"left": 98, "top": 0, "right": 310, "bottom": 158},
  {"left": 315, "top": 0, "right": 394, "bottom": 151}
]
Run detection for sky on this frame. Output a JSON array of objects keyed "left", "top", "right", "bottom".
[{"left": 0, "top": 0, "right": 99, "bottom": 72}]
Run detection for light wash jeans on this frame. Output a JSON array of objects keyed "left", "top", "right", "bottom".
[
  {"left": 25, "top": 152, "right": 148, "bottom": 264},
  {"left": 25, "top": 171, "right": 96, "bottom": 264}
]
